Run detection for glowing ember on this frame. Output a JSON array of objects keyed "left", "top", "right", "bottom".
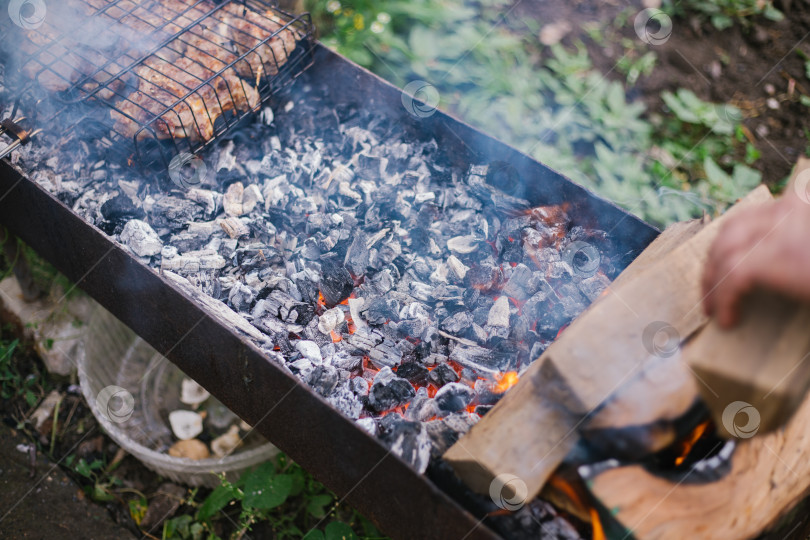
[
  {"left": 494, "top": 371, "right": 519, "bottom": 393},
  {"left": 330, "top": 330, "right": 342, "bottom": 343}
]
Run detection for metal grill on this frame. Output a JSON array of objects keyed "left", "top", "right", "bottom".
[{"left": 1, "top": 0, "right": 314, "bottom": 169}]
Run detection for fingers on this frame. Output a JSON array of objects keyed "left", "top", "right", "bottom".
[{"left": 702, "top": 202, "right": 780, "bottom": 325}]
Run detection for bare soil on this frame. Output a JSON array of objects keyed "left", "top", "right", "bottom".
[{"left": 514, "top": 0, "right": 810, "bottom": 183}]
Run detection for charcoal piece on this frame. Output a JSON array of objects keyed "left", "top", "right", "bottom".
[
  {"left": 556, "top": 282, "right": 587, "bottom": 318},
  {"left": 150, "top": 196, "right": 204, "bottom": 229},
  {"left": 100, "top": 193, "right": 145, "bottom": 234},
  {"left": 450, "top": 345, "right": 509, "bottom": 376},
  {"left": 474, "top": 405, "right": 493, "bottom": 416},
  {"left": 169, "top": 231, "right": 207, "bottom": 253},
  {"left": 425, "top": 413, "right": 477, "bottom": 459},
  {"left": 529, "top": 341, "right": 547, "bottom": 361},
  {"left": 349, "top": 377, "right": 369, "bottom": 395},
  {"left": 434, "top": 382, "right": 474, "bottom": 413},
  {"left": 399, "top": 318, "right": 430, "bottom": 340},
  {"left": 300, "top": 238, "right": 322, "bottom": 260},
  {"left": 356, "top": 417, "right": 377, "bottom": 436},
  {"left": 228, "top": 282, "right": 256, "bottom": 312},
  {"left": 510, "top": 315, "right": 529, "bottom": 343},
  {"left": 344, "top": 232, "right": 370, "bottom": 277},
  {"left": 333, "top": 352, "right": 363, "bottom": 372},
  {"left": 440, "top": 311, "right": 473, "bottom": 335},
  {"left": 447, "top": 235, "right": 481, "bottom": 255},
  {"left": 501, "top": 238, "right": 524, "bottom": 264},
  {"left": 379, "top": 417, "right": 432, "bottom": 473},
  {"left": 368, "top": 367, "right": 415, "bottom": 412},
  {"left": 487, "top": 296, "right": 511, "bottom": 328},
  {"left": 369, "top": 268, "right": 396, "bottom": 294},
  {"left": 405, "top": 390, "right": 438, "bottom": 422},
  {"left": 430, "top": 284, "right": 464, "bottom": 302},
  {"left": 317, "top": 307, "right": 345, "bottom": 334},
  {"left": 364, "top": 296, "right": 400, "bottom": 325},
  {"left": 290, "top": 358, "right": 313, "bottom": 381},
  {"left": 345, "top": 328, "right": 401, "bottom": 369},
  {"left": 320, "top": 258, "right": 354, "bottom": 307},
  {"left": 409, "top": 282, "right": 432, "bottom": 302},
  {"left": 501, "top": 263, "right": 535, "bottom": 301},
  {"left": 303, "top": 318, "right": 333, "bottom": 347},
  {"left": 470, "top": 324, "right": 488, "bottom": 344},
  {"left": 462, "top": 288, "right": 480, "bottom": 309},
  {"left": 309, "top": 364, "right": 339, "bottom": 397},
  {"left": 465, "top": 264, "right": 499, "bottom": 291},
  {"left": 120, "top": 219, "right": 162, "bottom": 257},
  {"left": 396, "top": 362, "right": 428, "bottom": 386},
  {"left": 427, "top": 364, "right": 459, "bottom": 387},
  {"left": 578, "top": 273, "right": 611, "bottom": 302},
  {"left": 327, "top": 384, "right": 363, "bottom": 419},
  {"left": 295, "top": 340, "right": 323, "bottom": 364}
]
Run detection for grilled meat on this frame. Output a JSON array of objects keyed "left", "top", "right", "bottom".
[
  {"left": 111, "top": 55, "right": 260, "bottom": 141},
  {"left": 14, "top": 0, "right": 301, "bottom": 142}
]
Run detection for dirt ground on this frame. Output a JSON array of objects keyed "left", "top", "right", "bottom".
[{"left": 515, "top": 0, "right": 810, "bottom": 183}]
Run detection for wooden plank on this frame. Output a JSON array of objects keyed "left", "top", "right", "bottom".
[
  {"left": 584, "top": 388, "right": 810, "bottom": 540},
  {"left": 683, "top": 289, "right": 810, "bottom": 438},
  {"left": 444, "top": 186, "right": 773, "bottom": 499},
  {"left": 682, "top": 158, "right": 810, "bottom": 438}
]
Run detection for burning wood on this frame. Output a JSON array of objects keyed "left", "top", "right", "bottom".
[{"left": 443, "top": 186, "right": 774, "bottom": 500}]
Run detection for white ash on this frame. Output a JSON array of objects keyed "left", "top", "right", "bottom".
[
  {"left": 120, "top": 219, "right": 162, "bottom": 257},
  {"left": 15, "top": 80, "right": 623, "bottom": 479}
]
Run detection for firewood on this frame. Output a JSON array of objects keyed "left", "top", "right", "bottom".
[
  {"left": 444, "top": 186, "right": 773, "bottom": 499},
  {"left": 682, "top": 158, "right": 810, "bottom": 438},
  {"left": 582, "top": 390, "right": 810, "bottom": 540}
]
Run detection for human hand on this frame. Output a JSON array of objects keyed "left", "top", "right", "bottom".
[{"left": 702, "top": 191, "right": 810, "bottom": 328}]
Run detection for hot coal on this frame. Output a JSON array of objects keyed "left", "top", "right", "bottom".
[
  {"left": 434, "top": 382, "right": 474, "bottom": 414},
  {"left": 368, "top": 367, "right": 415, "bottom": 412},
  {"left": 12, "top": 73, "right": 621, "bottom": 485},
  {"left": 428, "top": 364, "right": 460, "bottom": 387}
]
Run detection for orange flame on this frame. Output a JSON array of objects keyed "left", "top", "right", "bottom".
[
  {"left": 674, "top": 420, "right": 710, "bottom": 466},
  {"left": 590, "top": 507, "right": 606, "bottom": 540},
  {"left": 494, "top": 371, "right": 519, "bottom": 393},
  {"left": 549, "top": 474, "right": 605, "bottom": 540}
]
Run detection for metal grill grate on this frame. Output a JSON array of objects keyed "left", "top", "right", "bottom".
[{"left": 1, "top": 0, "right": 314, "bottom": 170}]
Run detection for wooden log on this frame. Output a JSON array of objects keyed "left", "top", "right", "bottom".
[
  {"left": 444, "top": 186, "right": 773, "bottom": 499},
  {"left": 583, "top": 388, "right": 810, "bottom": 540},
  {"left": 682, "top": 158, "right": 810, "bottom": 438},
  {"left": 683, "top": 289, "right": 810, "bottom": 438}
]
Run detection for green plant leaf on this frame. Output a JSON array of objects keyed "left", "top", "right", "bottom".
[
  {"left": 324, "top": 521, "right": 358, "bottom": 540},
  {"left": 243, "top": 470, "right": 293, "bottom": 510},
  {"left": 306, "top": 494, "right": 334, "bottom": 519},
  {"left": 302, "top": 531, "right": 325, "bottom": 540},
  {"left": 197, "top": 485, "right": 234, "bottom": 521}
]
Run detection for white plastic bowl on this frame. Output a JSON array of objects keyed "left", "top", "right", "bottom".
[{"left": 78, "top": 305, "right": 278, "bottom": 487}]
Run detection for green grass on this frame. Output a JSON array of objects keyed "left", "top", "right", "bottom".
[{"left": 306, "top": 0, "right": 767, "bottom": 227}]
